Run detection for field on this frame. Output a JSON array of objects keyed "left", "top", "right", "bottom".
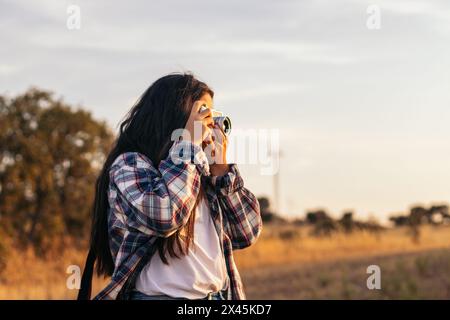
[
  {"left": 1, "top": 225, "right": 449, "bottom": 299},
  {"left": 241, "top": 248, "right": 450, "bottom": 299}
]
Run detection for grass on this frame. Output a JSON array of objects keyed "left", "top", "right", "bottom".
[
  {"left": 0, "top": 225, "right": 449, "bottom": 299},
  {"left": 241, "top": 248, "right": 450, "bottom": 299},
  {"left": 233, "top": 224, "right": 450, "bottom": 269}
]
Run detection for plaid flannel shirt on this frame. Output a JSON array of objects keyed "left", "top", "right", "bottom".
[{"left": 93, "top": 140, "right": 262, "bottom": 300}]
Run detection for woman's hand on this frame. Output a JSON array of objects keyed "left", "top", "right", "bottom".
[
  {"left": 184, "top": 100, "right": 214, "bottom": 146},
  {"left": 209, "top": 124, "right": 230, "bottom": 176}
]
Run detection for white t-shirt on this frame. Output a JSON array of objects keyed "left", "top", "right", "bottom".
[{"left": 135, "top": 197, "right": 229, "bottom": 299}]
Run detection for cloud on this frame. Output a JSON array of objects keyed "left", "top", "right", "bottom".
[
  {"left": 0, "top": 64, "right": 20, "bottom": 76},
  {"left": 219, "top": 83, "right": 309, "bottom": 103}
]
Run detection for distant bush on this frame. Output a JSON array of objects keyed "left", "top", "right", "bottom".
[
  {"left": 305, "top": 210, "right": 338, "bottom": 236},
  {"left": 389, "top": 205, "right": 450, "bottom": 227},
  {"left": 389, "top": 204, "right": 450, "bottom": 243},
  {"left": 304, "top": 210, "right": 384, "bottom": 236}
]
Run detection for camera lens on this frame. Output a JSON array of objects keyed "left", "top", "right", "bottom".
[
  {"left": 222, "top": 117, "right": 231, "bottom": 135},
  {"left": 214, "top": 116, "right": 232, "bottom": 136}
]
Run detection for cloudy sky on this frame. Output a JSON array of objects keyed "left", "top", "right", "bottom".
[{"left": 2, "top": 0, "right": 450, "bottom": 223}]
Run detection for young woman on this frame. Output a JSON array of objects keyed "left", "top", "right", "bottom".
[{"left": 78, "top": 73, "right": 262, "bottom": 300}]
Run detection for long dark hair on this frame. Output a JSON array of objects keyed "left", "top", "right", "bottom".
[{"left": 91, "top": 73, "right": 213, "bottom": 277}]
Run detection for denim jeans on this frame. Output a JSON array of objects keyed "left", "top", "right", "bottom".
[{"left": 130, "top": 289, "right": 227, "bottom": 300}]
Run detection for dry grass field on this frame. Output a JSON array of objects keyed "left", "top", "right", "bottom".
[
  {"left": 241, "top": 248, "right": 450, "bottom": 299},
  {"left": 1, "top": 225, "right": 449, "bottom": 299}
]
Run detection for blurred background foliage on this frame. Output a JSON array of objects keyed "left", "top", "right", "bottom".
[{"left": 0, "top": 88, "right": 114, "bottom": 255}]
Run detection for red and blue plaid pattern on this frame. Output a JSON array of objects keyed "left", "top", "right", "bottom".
[{"left": 94, "top": 141, "right": 262, "bottom": 300}]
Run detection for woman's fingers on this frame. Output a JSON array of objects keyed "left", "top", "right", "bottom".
[
  {"left": 187, "top": 100, "right": 218, "bottom": 145},
  {"left": 186, "top": 101, "right": 216, "bottom": 146},
  {"left": 213, "top": 123, "right": 227, "bottom": 144},
  {"left": 198, "top": 106, "right": 212, "bottom": 119},
  {"left": 204, "top": 130, "right": 214, "bottom": 143},
  {"left": 197, "top": 102, "right": 213, "bottom": 139},
  {"left": 192, "top": 100, "right": 206, "bottom": 113},
  {"left": 204, "top": 116, "right": 214, "bottom": 127}
]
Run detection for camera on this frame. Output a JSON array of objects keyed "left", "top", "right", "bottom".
[{"left": 200, "top": 105, "right": 232, "bottom": 135}]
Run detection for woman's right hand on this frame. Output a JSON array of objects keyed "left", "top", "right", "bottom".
[{"left": 184, "top": 100, "right": 214, "bottom": 146}]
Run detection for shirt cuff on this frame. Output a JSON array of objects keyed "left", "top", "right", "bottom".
[
  {"left": 168, "top": 140, "right": 210, "bottom": 176},
  {"left": 211, "top": 164, "right": 244, "bottom": 196}
]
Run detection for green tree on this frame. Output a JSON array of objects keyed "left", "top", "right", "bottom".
[{"left": 0, "top": 88, "right": 114, "bottom": 253}]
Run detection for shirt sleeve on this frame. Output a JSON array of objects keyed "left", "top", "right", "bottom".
[
  {"left": 110, "top": 140, "right": 210, "bottom": 237},
  {"left": 213, "top": 164, "right": 263, "bottom": 249}
]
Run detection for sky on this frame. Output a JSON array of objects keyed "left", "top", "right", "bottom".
[{"left": 1, "top": 0, "right": 450, "bottom": 223}]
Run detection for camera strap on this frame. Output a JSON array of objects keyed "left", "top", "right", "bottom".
[{"left": 77, "top": 247, "right": 96, "bottom": 300}]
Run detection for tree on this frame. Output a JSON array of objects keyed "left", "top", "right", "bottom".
[
  {"left": 306, "top": 210, "right": 337, "bottom": 236},
  {"left": 409, "top": 206, "right": 426, "bottom": 244},
  {"left": 339, "top": 211, "right": 354, "bottom": 233},
  {"left": 257, "top": 197, "right": 285, "bottom": 223},
  {"left": 0, "top": 88, "right": 114, "bottom": 253}
]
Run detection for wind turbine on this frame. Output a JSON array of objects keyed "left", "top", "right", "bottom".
[{"left": 269, "top": 147, "right": 282, "bottom": 215}]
